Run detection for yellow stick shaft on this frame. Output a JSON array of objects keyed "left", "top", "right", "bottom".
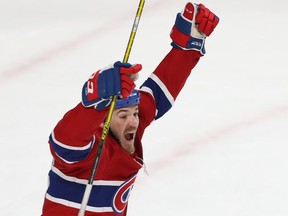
[
  {"left": 105, "top": 0, "right": 145, "bottom": 138},
  {"left": 78, "top": 1, "right": 145, "bottom": 215}
]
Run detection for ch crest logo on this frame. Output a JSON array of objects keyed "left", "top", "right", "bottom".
[{"left": 112, "top": 174, "right": 137, "bottom": 214}]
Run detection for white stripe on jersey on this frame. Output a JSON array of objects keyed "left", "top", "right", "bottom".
[
  {"left": 51, "top": 131, "right": 94, "bottom": 151},
  {"left": 149, "top": 73, "right": 175, "bottom": 105},
  {"left": 51, "top": 165, "right": 124, "bottom": 186},
  {"left": 45, "top": 193, "right": 114, "bottom": 213}
]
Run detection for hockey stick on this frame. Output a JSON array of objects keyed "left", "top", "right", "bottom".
[{"left": 78, "top": 1, "right": 145, "bottom": 215}]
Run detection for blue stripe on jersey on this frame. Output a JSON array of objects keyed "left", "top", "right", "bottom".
[
  {"left": 140, "top": 76, "right": 173, "bottom": 120},
  {"left": 47, "top": 169, "right": 120, "bottom": 208},
  {"left": 49, "top": 132, "right": 94, "bottom": 163}
]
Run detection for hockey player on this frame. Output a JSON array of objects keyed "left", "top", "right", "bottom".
[{"left": 41, "top": 2, "right": 219, "bottom": 216}]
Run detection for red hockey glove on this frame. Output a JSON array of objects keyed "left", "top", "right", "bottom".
[
  {"left": 195, "top": 4, "right": 219, "bottom": 37},
  {"left": 170, "top": 2, "right": 219, "bottom": 55},
  {"left": 82, "top": 61, "right": 142, "bottom": 110}
]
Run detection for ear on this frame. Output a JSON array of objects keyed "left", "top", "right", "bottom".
[{"left": 100, "top": 117, "right": 109, "bottom": 128}]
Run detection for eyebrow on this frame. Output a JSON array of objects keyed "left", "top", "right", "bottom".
[{"left": 116, "top": 108, "right": 139, "bottom": 114}]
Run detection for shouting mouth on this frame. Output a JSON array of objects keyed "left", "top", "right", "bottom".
[{"left": 125, "top": 132, "right": 135, "bottom": 141}]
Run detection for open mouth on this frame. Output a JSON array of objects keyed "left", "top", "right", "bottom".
[{"left": 125, "top": 133, "right": 134, "bottom": 141}]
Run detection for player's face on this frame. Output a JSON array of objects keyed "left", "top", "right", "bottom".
[{"left": 110, "top": 105, "right": 139, "bottom": 154}]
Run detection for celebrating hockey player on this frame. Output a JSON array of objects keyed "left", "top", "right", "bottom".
[{"left": 41, "top": 2, "right": 219, "bottom": 215}]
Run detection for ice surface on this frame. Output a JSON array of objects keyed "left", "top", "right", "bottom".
[{"left": 1, "top": 0, "right": 288, "bottom": 215}]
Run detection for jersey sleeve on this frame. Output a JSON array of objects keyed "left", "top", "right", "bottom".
[
  {"left": 48, "top": 103, "right": 108, "bottom": 164},
  {"left": 140, "top": 48, "right": 202, "bottom": 120}
]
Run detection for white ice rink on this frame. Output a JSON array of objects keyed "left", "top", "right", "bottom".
[{"left": 1, "top": 0, "right": 288, "bottom": 215}]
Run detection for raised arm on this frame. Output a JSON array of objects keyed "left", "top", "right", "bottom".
[{"left": 140, "top": 2, "right": 219, "bottom": 120}]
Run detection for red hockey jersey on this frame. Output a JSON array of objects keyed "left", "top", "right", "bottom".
[{"left": 42, "top": 48, "right": 201, "bottom": 215}]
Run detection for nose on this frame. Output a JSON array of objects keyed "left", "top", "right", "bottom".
[{"left": 128, "top": 115, "right": 138, "bottom": 128}]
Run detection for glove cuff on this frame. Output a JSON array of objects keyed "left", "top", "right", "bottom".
[
  {"left": 170, "top": 12, "right": 206, "bottom": 55},
  {"left": 81, "top": 81, "right": 112, "bottom": 109}
]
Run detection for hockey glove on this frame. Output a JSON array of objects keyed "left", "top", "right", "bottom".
[
  {"left": 170, "top": 2, "right": 219, "bottom": 55},
  {"left": 82, "top": 61, "right": 142, "bottom": 110}
]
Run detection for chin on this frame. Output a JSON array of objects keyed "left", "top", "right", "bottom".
[{"left": 121, "top": 140, "right": 134, "bottom": 148}]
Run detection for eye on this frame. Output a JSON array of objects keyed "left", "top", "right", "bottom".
[
  {"left": 119, "top": 115, "right": 127, "bottom": 119},
  {"left": 134, "top": 112, "right": 139, "bottom": 118}
]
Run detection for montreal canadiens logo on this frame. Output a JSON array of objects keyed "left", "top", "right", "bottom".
[{"left": 112, "top": 174, "right": 137, "bottom": 214}]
